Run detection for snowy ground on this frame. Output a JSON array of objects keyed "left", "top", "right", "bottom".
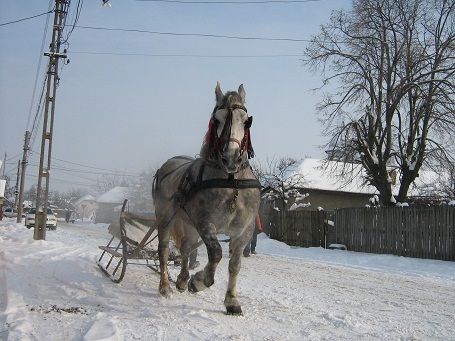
[{"left": 1, "top": 218, "right": 454, "bottom": 341}]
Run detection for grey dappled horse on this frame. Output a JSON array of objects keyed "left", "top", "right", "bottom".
[{"left": 152, "top": 83, "right": 261, "bottom": 315}]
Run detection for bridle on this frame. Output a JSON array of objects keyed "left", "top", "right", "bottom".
[{"left": 205, "top": 104, "right": 254, "bottom": 160}]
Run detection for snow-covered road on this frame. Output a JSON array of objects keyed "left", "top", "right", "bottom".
[{"left": 1, "top": 219, "right": 454, "bottom": 340}]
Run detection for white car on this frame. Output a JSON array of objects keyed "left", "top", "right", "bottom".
[
  {"left": 3, "top": 207, "right": 26, "bottom": 218},
  {"left": 25, "top": 208, "right": 58, "bottom": 230},
  {"left": 3, "top": 207, "right": 18, "bottom": 218}
]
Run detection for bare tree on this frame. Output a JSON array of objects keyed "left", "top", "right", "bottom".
[
  {"left": 95, "top": 173, "right": 131, "bottom": 196},
  {"left": 129, "top": 167, "right": 156, "bottom": 212},
  {"left": 93, "top": 168, "right": 156, "bottom": 212},
  {"left": 304, "top": 0, "right": 455, "bottom": 205},
  {"left": 253, "top": 156, "right": 309, "bottom": 211}
]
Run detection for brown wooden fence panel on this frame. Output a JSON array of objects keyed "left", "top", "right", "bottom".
[
  {"left": 263, "top": 210, "right": 326, "bottom": 248},
  {"left": 333, "top": 206, "right": 455, "bottom": 261},
  {"left": 262, "top": 205, "right": 454, "bottom": 261}
]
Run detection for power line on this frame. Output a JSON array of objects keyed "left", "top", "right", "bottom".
[
  {"left": 62, "top": 0, "right": 84, "bottom": 44},
  {"left": 51, "top": 155, "right": 141, "bottom": 176},
  {"left": 24, "top": 161, "right": 140, "bottom": 190},
  {"left": 26, "top": 0, "right": 54, "bottom": 136},
  {"left": 26, "top": 151, "right": 141, "bottom": 176},
  {"left": 135, "top": 0, "right": 320, "bottom": 3},
  {"left": 0, "top": 10, "right": 53, "bottom": 27},
  {"left": 25, "top": 172, "right": 96, "bottom": 187},
  {"left": 75, "top": 25, "right": 310, "bottom": 42},
  {"left": 28, "top": 76, "right": 48, "bottom": 149},
  {"left": 71, "top": 51, "right": 301, "bottom": 58}
]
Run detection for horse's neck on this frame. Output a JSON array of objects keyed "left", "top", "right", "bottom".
[
  {"left": 234, "top": 160, "right": 253, "bottom": 178},
  {"left": 200, "top": 158, "right": 252, "bottom": 180}
]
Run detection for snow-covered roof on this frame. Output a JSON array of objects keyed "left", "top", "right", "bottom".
[
  {"left": 23, "top": 200, "right": 33, "bottom": 209},
  {"left": 292, "top": 159, "right": 378, "bottom": 195},
  {"left": 75, "top": 194, "right": 96, "bottom": 205},
  {"left": 96, "top": 187, "right": 131, "bottom": 204},
  {"left": 292, "top": 158, "right": 449, "bottom": 198}
]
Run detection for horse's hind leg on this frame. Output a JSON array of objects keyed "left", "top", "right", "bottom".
[
  {"left": 158, "top": 219, "right": 173, "bottom": 297},
  {"left": 188, "top": 225, "right": 222, "bottom": 292},
  {"left": 174, "top": 220, "right": 193, "bottom": 292}
]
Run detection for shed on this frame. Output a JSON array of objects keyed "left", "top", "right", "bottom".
[{"left": 95, "top": 187, "right": 131, "bottom": 223}]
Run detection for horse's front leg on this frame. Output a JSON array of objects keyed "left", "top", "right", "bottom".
[
  {"left": 188, "top": 225, "right": 222, "bottom": 293},
  {"left": 224, "top": 238, "right": 246, "bottom": 315}
]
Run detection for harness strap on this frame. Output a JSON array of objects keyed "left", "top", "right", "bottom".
[
  {"left": 197, "top": 178, "right": 262, "bottom": 190},
  {"left": 175, "top": 158, "right": 261, "bottom": 208}
]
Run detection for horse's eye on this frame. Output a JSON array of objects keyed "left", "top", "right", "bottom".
[{"left": 214, "top": 118, "right": 220, "bottom": 125}]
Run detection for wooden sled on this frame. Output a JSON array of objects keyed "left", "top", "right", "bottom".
[{"left": 97, "top": 200, "right": 181, "bottom": 283}]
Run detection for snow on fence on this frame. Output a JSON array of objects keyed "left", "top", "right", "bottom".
[{"left": 334, "top": 206, "right": 455, "bottom": 261}]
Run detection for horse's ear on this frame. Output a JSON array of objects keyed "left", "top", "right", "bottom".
[
  {"left": 238, "top": 84, "right": 246, "bottom": 104},
  {"left": 215, "top": 82, "right": 224, "bottom": 106}
]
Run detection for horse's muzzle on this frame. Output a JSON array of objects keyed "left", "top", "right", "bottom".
[{"left": 221, "top": 148, "right": 243, "bottom": 173}]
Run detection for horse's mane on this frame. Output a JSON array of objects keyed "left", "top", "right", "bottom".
[
  {"left": 200, "top": 91, "right": 244, "bottom": 160},
  {"left": 200, "top": 139, "right": 211, "bottom": 160}
]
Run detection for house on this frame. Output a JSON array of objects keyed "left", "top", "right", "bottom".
[
  {"left": 74, "top": 194, "right": 98, "bottom": 220},
  {"left": 285, "top": 158, "right": 378, "bottom": 211},
  {"left": 270, "top": 158, "right": 452, "bottom": 212},
  {"left": 95, "top": 187, "right": 131, "bottom": 223}
]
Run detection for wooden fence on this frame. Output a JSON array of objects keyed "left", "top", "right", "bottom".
[
  {"left": 263, "top": 210, "right": 326, "bottom": 248},
  {"left": 334, "top": 206, "right": 455, "bottom": 261},
  {"left": 262, "top": 205, "right": 455, "bottom": 261}
]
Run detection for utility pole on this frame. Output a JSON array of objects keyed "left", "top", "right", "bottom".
[
  {"left": 34, "top": 0, "right": 70, "bottom": 240},
  {"left": 17, "top": 131, "right": 30, "bottom": 223},
  {"left": 14, "top": 160, "right": 20, "bottom": 208}
]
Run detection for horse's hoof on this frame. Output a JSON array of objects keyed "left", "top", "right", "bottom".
[
  {"left": 159, "top": 286, "right": 173, "bottom": 298},
  {"left": 176, "top": 282, "right": 187, "bottom": 293},
  {"left": 188, "top": 275, "right": 199, "bottom": 293},
  {"left": 176, "top": 277, "right": 189, "bottom": 293},
  {"left": 225, "top": 306, "right": 243, "bottom": 316}
]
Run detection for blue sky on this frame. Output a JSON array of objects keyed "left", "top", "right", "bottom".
[{"left": 0, "top": 0, "right": 351, "bottom": 193}]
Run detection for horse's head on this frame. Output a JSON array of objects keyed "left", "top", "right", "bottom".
[{"left": 203, "top": 82, "right": 255, "bottom": 173}]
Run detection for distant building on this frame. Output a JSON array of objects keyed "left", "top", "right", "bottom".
[
  {"left": 74, "top": 194, "right": 98, "bottom": 220},
  {"left": 95, "top": 187, "right": 131, "bottom": 223}
]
